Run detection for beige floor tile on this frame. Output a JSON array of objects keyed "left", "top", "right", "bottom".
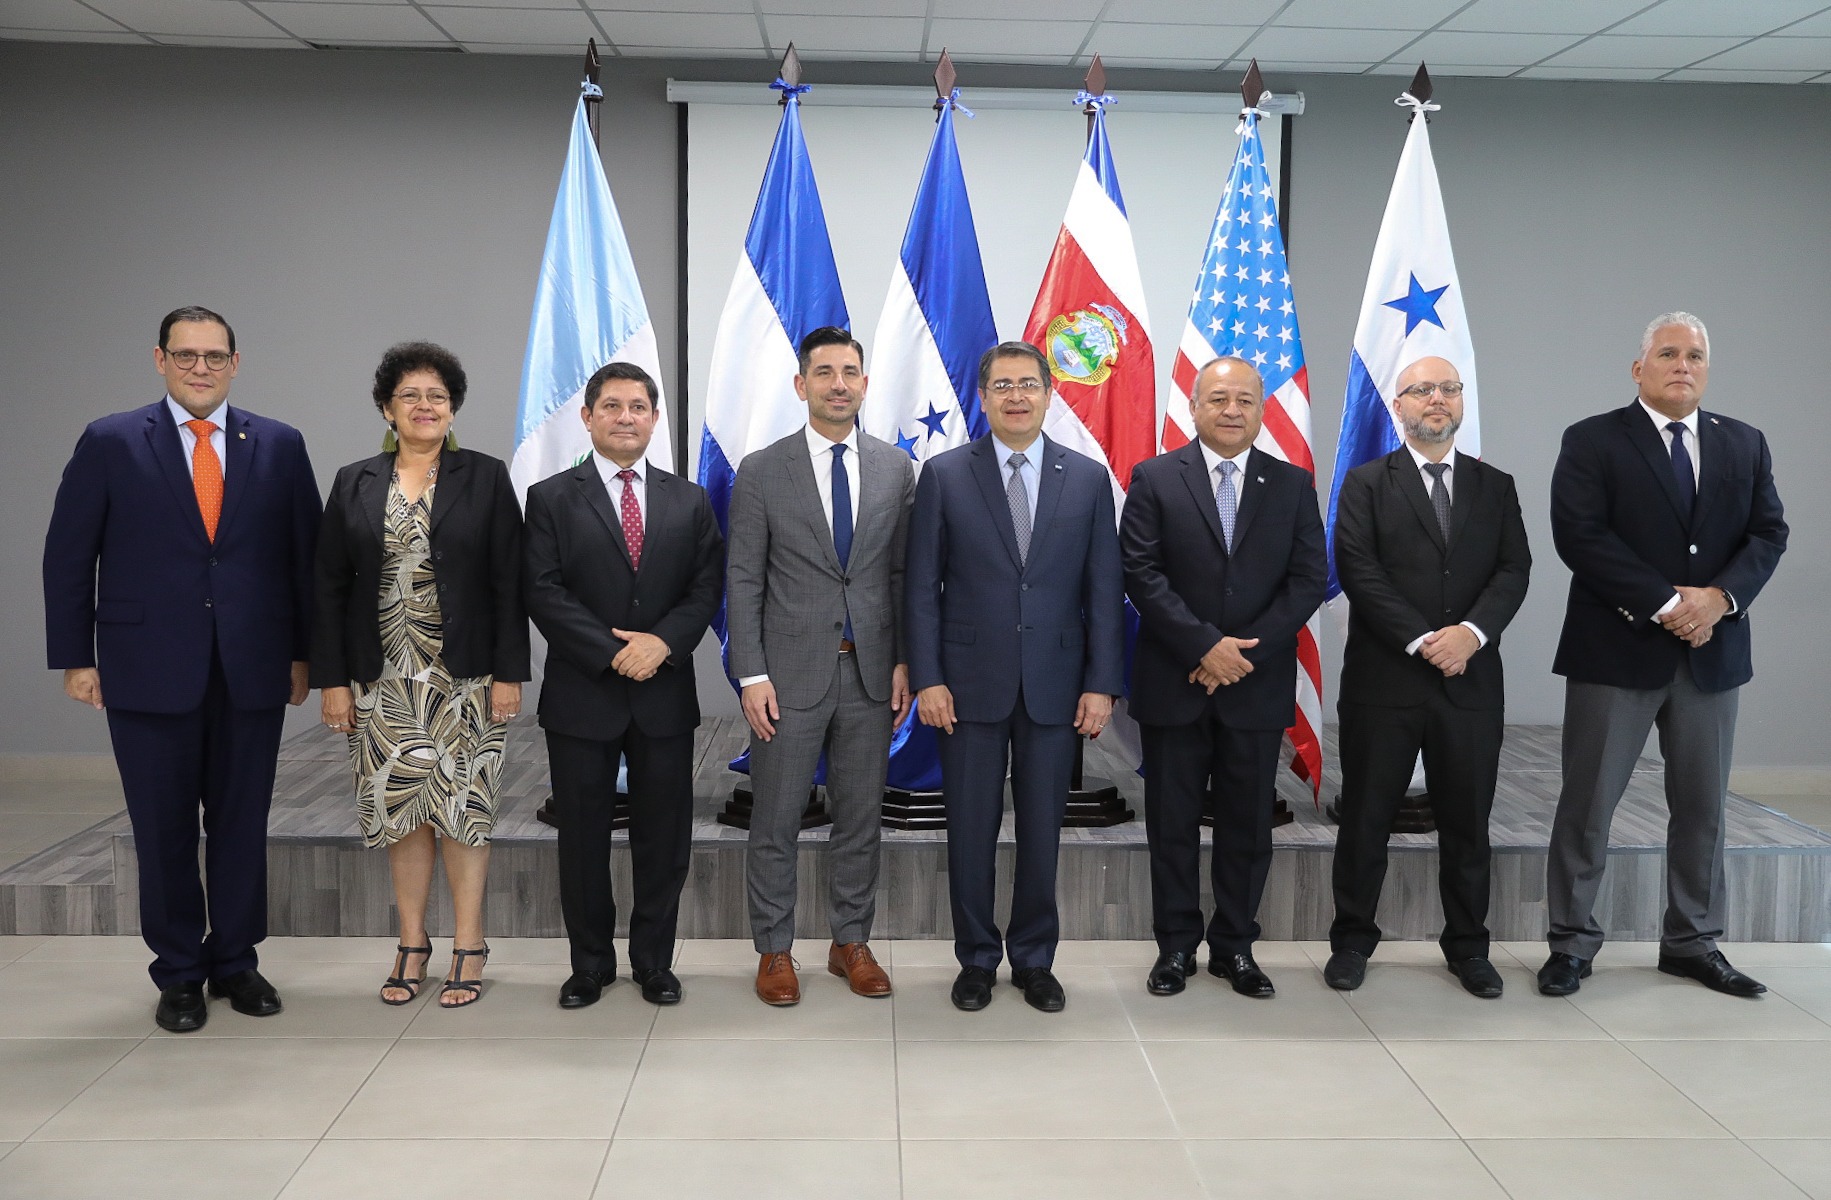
[
  {"left": 17, "top": 936, "right": 150, "bottom": 963},
  {"left": 1628, "top": 1040, "right": 1831, "bottom": 1138},
  {"left": 253, "top": 937, "right": 402, "bottom": 965},
  {"left": 0, "top": 1138, "right": 312, "bottom": 1200},
  {"left": 398, "top": 964, "right": 656, "bottom": 1039},
  {"left": 1748, "top": 1139, "right": 1831, "bottom": 1200},
  {"left": 1567, "top": 967, "right": 1831, "bottom": 1040},
  {"left": 899, "top": 1041, "right": 1178, "bottom": 1140},
  {"left": 0, "top": 937, "right": 44, "bottom": 965},
  {"left": 0, "top": 1039, "right": 138, "bottom": 1140},
  {"left": 330, "top": 1038, "right": 640, "bottom": 1140},
  {"left": 648, "top": 965, "right": 894, "bottom": 1040},
  {"left": 672, "top": 937, "right": 834, "bottom": 968},
  {"left": 1493, "top": 939, "right": 1665, "bottom": 969},
  {"left": 1052, "top": 939, "right": 1191, "bottom": 968},
  {"left": 878, "top": 939, "right": 959, "bottom": 967},
  {"left": 1757, "top": 967, "right": 1831, "bottom": 1024},
  {"left": 35, "top": 1037, "right": 389, "bottom": 1140},
  {"left": 1187, "top": 1138, "right": 1507, "bottom": 1199},
  {"left": 469, "top": 936, "right": 571, "bottom": 966},
  {"left": 600, "top": 1139, "right": 899, "bottom": 1200},
  {"left": 893, "top": 966, "right": 1135, "bottom": 1041},
  {"left": 187, "top": 962, "right": 428, "bottom": 1039},
  {"left": 0, "top": 812, "right": 110, "bottom": 853},
  {"left": 1145, "top": 1041, "right": 1451, "bottom": 1139},
  {"left": 1117, "top": 965, "right": 1375, "bottom": 1041},
  {"left": 286, "top": 1139, "right": 607, "bottom": 1199},
  {"left": 1715, "top": 942, "right": 1831, "bottom": 967},
  {"left": 902, "top": 1138, "right": 1206, "bottom": 1200},
  {"left": 1471, "top": 1138, "right": 1804, "bottom": 1200},
  {"left": 1303, "top": 939, "right": 1459, "bottom": 967},
  {"left": 1343, "top": 961, "right": 1612, "bottom": 1040},
  {"left": 1387, "top": 1040, "right": 1728, "bottom": 1139},
  {"left": 618, "top": 1039, "right": 897, "bottom": 1140},
  {"left": 0, "top": 959, "right": 162, "bottom": 1038}
]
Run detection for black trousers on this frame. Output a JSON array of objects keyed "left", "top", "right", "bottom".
[
  {"left": 1330, "top": 695, "right": 1502, "bottom": 961},
  {"left": 105, "top": 648, "right": 285, "bottom": 990},
  {"left": 546, "top": 726, "right": 694, "bottom": 976},
  {"left": 1141, "top": 714, "right": 1282, "bottom": 958}
]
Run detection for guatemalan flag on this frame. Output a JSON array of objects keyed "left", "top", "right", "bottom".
[
  {"left": 859, "top": 91, "right": 996, "bottom": 792},
  {"left": 1326, "top": 87, "right": 1481, "bottom": 603},
  {"left": 513, "top": 95, "right": 673, "bottom": 502},
  {"left": 1165, "top": 104, "right": 1324, "bottom": 798},
  {"left": 697, "top": 78, "right": 848, "bottom": 659}
]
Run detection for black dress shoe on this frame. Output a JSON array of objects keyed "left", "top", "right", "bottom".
[
  {"left": 1011, "top": 966, "right": 1066, "bottom": 1012},
  {"left": 1658, "top": 950, "right": 1766, "bottom": 997},
  {"left": 632, "top": 967, "right": 683, "bottom": 1006},
  {"left": 1536, "top": 952, "right": 1591, "bottom": 996},
  {"left": 1208, "top": 951, "right": 1275, "bottom": 998},
  {"left": 206, "top": 969, "right": 282, "bottom": 1017},
  {"left": 951, "top": 966, "right": 997, "bottom": 1012},
  {"left": 1147, "top": 951, "right": 1198, "bottom": 996},
  {"left": 1447, "top": 957, "right": 1504, "bottom": 999},
  {"left": 1323, "top": 949, "right": 1368, "bottom": 991},
  {"left": 558, "top": 970, "right": 616, "bottom": 1009},
  {"left": 155, "top": 981, "right": 207, "bottom": 1033}
]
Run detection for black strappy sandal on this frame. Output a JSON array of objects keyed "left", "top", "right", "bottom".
[
  {"left": 440, "top": 944, "right": 490, "bottom": 1008},
  {"left": 380, "top": 944, "right": 432, "bottom": 1006}
]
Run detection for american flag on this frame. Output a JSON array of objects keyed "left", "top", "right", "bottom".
[{"left": 1165, "top": 109, "right": 1324, "bottom": 799}]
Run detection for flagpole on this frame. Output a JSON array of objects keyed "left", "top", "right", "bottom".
[{"left": 582, "top": 39, "right": 603, "bottom": 147}]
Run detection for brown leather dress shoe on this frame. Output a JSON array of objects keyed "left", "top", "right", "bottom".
[
  {"left": 828, "top": 942, "right": 892, "bottom": 997},
  {"left": 756, "top": 951, "right": 801, "bottom": 1006}
]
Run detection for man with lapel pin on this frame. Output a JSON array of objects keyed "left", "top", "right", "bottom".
[
  {"left": 907, "top": 340, "right": 1125, "bottom": 1013},
  {"left": 43, "top": 306, "right": 321, "bottom": 1032},
  {"left": 1122, "top": 356, "right": 1327, "bottom": 999},
  {"left": 726, "top": 326, "right": 914, "bottom": 1007},
  {"left": 524, "top": 362, "right": 723, "bottom": 1008},
  {"left": 1540, "top": 313, "right": 1786, "bottom": 998},
  {"left": 1323, "top": 356, "right": 1531, "bottom": 998}
]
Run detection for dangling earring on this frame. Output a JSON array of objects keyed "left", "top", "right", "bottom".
[
  {"left": 444, "top": 428, "right": 459, "bottom": 452},
  {"left": 381, "top": 424, "right": 398, "bottom": 453}
]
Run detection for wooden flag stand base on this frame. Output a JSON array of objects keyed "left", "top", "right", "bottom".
[
  {"left": 1323, "top": 792, "right": 1437, "bottom": 834},
  {"left": 717, "top": 783, "right": 831, "bottom": 831}
]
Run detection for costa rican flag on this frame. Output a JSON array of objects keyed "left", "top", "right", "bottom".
[{"left": 1166, "top": 105, "right": 1324, "bottom": 799}]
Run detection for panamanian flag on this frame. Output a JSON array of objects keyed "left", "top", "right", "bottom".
[
  {"left": 1166, "top": 106, "right": 1324, "bottom": 798},
  {"left": 512, "top": 96, "right": 673, "bottom": 502},
  {"left": 1327, "top": 93, "right": 1481, "bottom": 603}
]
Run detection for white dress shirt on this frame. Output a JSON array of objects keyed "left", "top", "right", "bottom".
[
  {"left": 1399, "top": 444, "right": 1488, "bottom": 655},
  {"left": 993, "top": 435, "right": 1042, "bottom": 527},
  {"left": 1197, "top": 441, "right": 1251, "bottom": 510},
  {"left": 1634, "top": 401, "right": 1734, "bottom": 618},
  {"left": 593, "top": 450, "right": 647, "bottom": 535},
  {"left": 166, "top": 395, "right": 228, "bottom": 482}
]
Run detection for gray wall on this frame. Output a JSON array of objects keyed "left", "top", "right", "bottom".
[{"left": 3, "top": 43, "right": 1826, "bottom": 766}]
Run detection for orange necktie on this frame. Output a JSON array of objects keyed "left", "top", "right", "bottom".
[{"left": 185, "top": 419, "right": 223, "bottom": 540}]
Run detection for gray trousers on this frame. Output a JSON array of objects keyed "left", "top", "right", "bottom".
[
  {"left": 745, "top": 652, "right": 892, "bottom": 953},
  {"left": 1546, "top": 661, "right": 1739, "bottom": 960}
]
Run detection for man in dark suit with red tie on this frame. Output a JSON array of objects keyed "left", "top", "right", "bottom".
[
  {"left": 1121, "top": 356, "right": 1328, "bottom": 999},
  {"left": 43, "top": 307, "right": 321, "bottom": 1032},
  {"left": 523, "top": 362, "right": 724, "bottom": 1009}
]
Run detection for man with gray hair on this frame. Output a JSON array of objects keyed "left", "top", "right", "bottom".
[{"left": 1539, "top": 313, "right": 1787, "bottom": 998}]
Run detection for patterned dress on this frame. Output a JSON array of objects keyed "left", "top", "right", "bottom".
[{"left": 348, "top": 470, "right": 505, "bottom": 848}]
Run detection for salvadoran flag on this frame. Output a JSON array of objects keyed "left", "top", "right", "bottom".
[
  {"left": 859, "top": 92, "right": 996, "bottom": 793},
  {"left": 513, "top": 95, "right": 672, "bottom": 502},
  {"left": 1326, "top": 92, "right": 1480, "bottom": 603}
]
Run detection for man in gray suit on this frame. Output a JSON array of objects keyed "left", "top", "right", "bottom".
[{"left": 726, "top": 326, "right": 915, "bottom": 1007}]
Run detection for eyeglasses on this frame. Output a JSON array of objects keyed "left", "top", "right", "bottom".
[
  {"left": 1397, "top": 381, "right": 1465, "bottom": 399},
  {"left": 165, "top": 350, "right": 232, "bottom": 371},
  {"left": 988, "top": 380, "right": 1045, "bottom": 397},
  {"left": 392, "top": 390, "right": 452, "bottom": 407}
]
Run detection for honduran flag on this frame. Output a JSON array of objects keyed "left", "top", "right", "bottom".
[
  {"left": 512, "top": 95, "right": 673, "bottom": 502},
  {"left": 859, "top": 90, "right": 997, "bottom": 793},
  {"left": 1166, "top": 105, "right": 1323, "bottom": 798},
  {"left": 1326, "top": 88, "right": 1481, "bottom": 603},
  {"left": 1023, "top": 97, "right": 1157, "bottom": 513}
]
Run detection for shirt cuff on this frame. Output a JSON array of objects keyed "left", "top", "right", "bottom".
[
  {"left": 1459, "top": 621, "right": 1488, "bottom": 649},
  {"left": 1720, "top": 588, "right": 1739, "bottom": 615},
  {"left": 1654, "top": 593, "right": 1680, "bottom": 619},
  {"left": 738, "top": 674, "right": 769, "bottom": 687},
  {"left": 1404, "top": 633, "right": 1427, "bottom": 656}
]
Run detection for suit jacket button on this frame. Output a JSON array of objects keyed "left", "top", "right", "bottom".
[
  {"left": 208, "top": 557, "right": 218, "bottom": 567},
  {"left": 1443, "top": 569, "right": 1451, "bottom": 577},
  {"left": 204, "top": 598, "right": 213, "bottom": 608},
  {"left": 834, "top": 622, "right": 843, "bottom": 631},
  {"left": 632, "top": 599, "right": 640, "bottom": 607},
  {"left": 1021, "top": 584, "right": 1030, "bottom": 592},
  {"left": 1689, "top": 544, "right": 1698, "bottom": 554}
]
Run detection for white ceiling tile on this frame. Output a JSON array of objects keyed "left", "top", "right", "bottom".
[
  {"left": 1542, "top": 33, "right": 1743, "bottom": 67},
  {"left": 1516, "top": 65, "right": 1673, "bottom": 79},
  {"left": 763, "top": 13, "right": 923, "bottom": 53},
  {"left": 762, "top": 0, "right": 925, "bottom": 14},
  {"left": 1086, "top": 22, "right": 1256, "bottom": 59},
  {"left": 423, "top": 6, "right": 597, "bottom": 42},
  {"left": 1783, "top": 11, "right": 1831, "bottom": 35},
  {"left": 615, "top": 43, "right": 765, "bottom": 56},
  {"left": 251, "top": 2, "right": 447, "bottom": 40},
  {"left": 0, "top": 25, "right": 146, "bottom": 40},
  {"left": 87, "top": 0, "right": 292, "bottom": 37},
  {"left": 1403, "top": 30, "right": 1585, "bottom": 65},
  {"left": 0, "top": 0, "right": 128, "bottom": 32},
  {"left": 927, "top": 17, "right": 1094, "bottom": 57},
  {"left": 1611, "top": 0, "right": 1828, "bottom": 37},
  {"left": 1666, "top": 66, "right": 1823, "bottom": 81},
  {"left": 438, "top": 0, "right": 604, "bottom": 7},
  {"left": 1368, "top": 61, "right": 1521, "bottom": 75},
  {"left": 149, "top": 33, "right": 309, "bottom": 46},
  {"left": 1098, "top": 0, "right": 1284, "bottom": 22},
  {"left": 1241, "top": 25, "right": 1419, "bottom": 61},
  {"left": 462, "top": 40, "right": 591, "bottom": 53},
  {"left": 588, "top": 0, "right": 753, "bottom": 13},
  {"left": 1239, "top": 58, "right": 1382, "bottom": 72},
  {"left": 1092, "top": 56, "right": 1233, "bottom": 69},
  {"left": 793, "top": 48, "right": 925, "bottom": 60},
  {"left": 1690, "top": 35, "right": 1831, "bottom": 69},
  {"left": 932, "top": 0, "right": 1105, "bottom": 17},
  {"left": 1443, "top": 0, "right": 1654, "bottom": 34},
  {"left": 598, "top": 10, "right": 758, "bottom": 47},
  {"left": 1273, "top": 0, "right": 1463, "bottom": 29}
]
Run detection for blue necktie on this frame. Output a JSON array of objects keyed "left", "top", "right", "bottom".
[
  {"left": 1215, "top": 460, "right": 1238, "bottom": 552},
  {"left": 1667, "top": 421, "right": 1695, "bottom": 521},
  {"left": 832, "top": 443, "right": 853, "bottom": 642}
]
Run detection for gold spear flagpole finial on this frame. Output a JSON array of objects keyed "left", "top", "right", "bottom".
[
  {"left": 934, "top": 48, "right": 957, "bottom": 113},
  {"left": 1408, "top": 62, "right": 1433, "bottom": 104},
  {"left": 1241, "top": 58, "right": 1267, "bottom": 111},
  {"left": 583, "top": 37, "right": 600, "bottom": 89},
  {"left": 778, "top": 43, "right": 802, "bottom": 104},
  {"left": 1083, "top": 54, "right": 1106, "bottom": 109}
]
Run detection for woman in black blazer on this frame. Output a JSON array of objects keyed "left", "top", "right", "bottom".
[{"left": 312, "top": 342, "right": 530, "bottom": 1008}]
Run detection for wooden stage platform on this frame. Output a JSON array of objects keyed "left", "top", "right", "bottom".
[{"left": 3, "top": 719, "right": 1827, "bottom": 942}]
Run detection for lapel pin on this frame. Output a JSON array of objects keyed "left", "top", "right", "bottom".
[
  {"left": 1256, "top": 475, "right": 1264, "bottom": 483},
  {"left": 238, "top": 431, "right": 246, "bottom": 439},
  {"left": 1710, "top": 417, "right": 1720, "bottom": 425},
  {"left": 1054, "top": 463, "right": 1063, "bottom": 471}
]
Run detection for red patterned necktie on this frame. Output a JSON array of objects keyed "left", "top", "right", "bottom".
[
  {"left": 185, "top": 419, "right": 223, "bottom": 540},
  {"left": 617, "top": 468, "right": 643, "bottom": 569}
]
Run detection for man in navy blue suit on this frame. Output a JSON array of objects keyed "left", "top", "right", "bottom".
[
  {"left": 906, "top": 340, "right": 1125, "bottom": 1013},
  {"left": 44, "top": 307, "right": 321, "bottom": 1032}
]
